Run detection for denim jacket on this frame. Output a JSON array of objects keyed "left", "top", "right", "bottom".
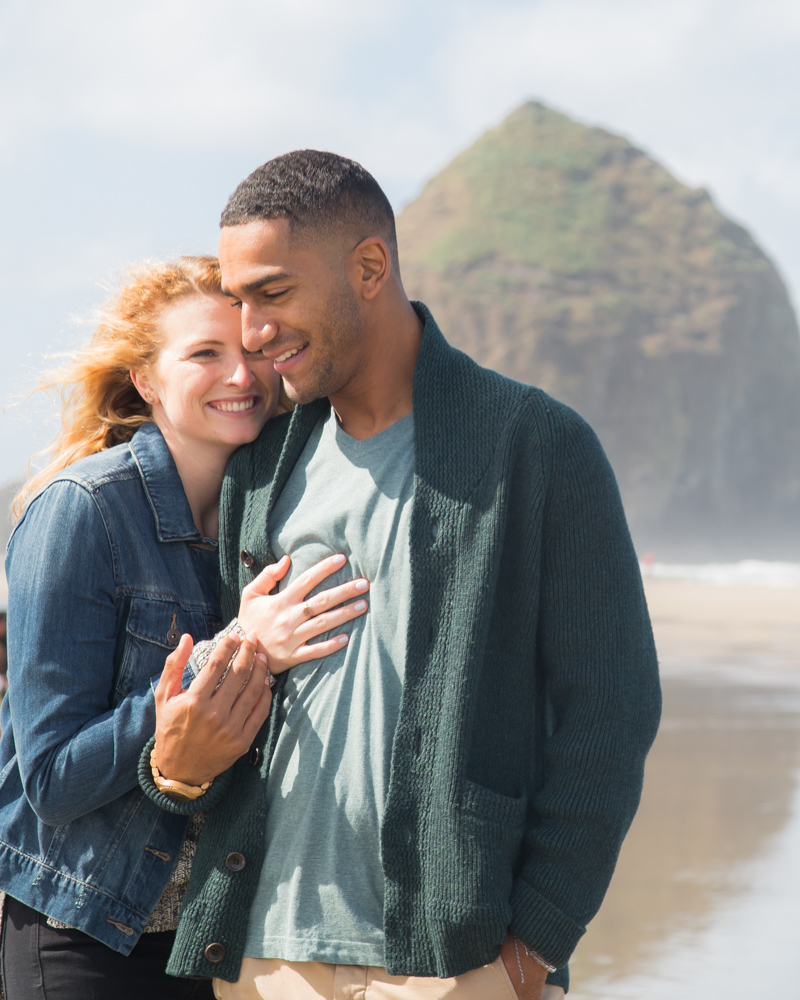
[{"left": 0, "top": 422, "right": 222, "bottom": 954}]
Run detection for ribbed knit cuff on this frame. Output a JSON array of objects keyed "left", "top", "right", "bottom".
[
  {"left": 508, "top": 876, "right": 586, "bottom": 969},
  {"left": 137, "top": 735, "right": 234, "bottom": 816}
]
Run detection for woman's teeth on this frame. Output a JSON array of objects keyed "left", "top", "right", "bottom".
[
  {"left": 276, "top": 348, "right": 300, "bottom": 363},
  {"left": 214, "top": 399, "right": 255, "bottom": 412}
]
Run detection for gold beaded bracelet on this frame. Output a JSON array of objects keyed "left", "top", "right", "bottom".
[{"left": 150, "top": 748, "right": 212, "bottom": 802}]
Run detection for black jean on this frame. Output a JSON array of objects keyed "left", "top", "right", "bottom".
[{"left": 1, "top": 894, "right": 214, "bottom": 1000}]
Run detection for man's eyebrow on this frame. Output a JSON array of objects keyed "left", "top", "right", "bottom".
[{"left": 221, "top": 271, "right": 291, "bottom": 297}]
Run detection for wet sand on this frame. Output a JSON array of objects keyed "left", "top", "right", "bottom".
[
  {"left": 569, "top": 579, "right": 800, "bottom": 998},
  {"left": 644, "top": 578, "right": 800, "bottom": 677}
]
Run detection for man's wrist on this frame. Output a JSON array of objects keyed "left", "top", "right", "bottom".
[
  {"left": 150, "top": 747, "right": 213, "bottom": 801},
  {"left": 515, "top": 937, "right": 557, "bottom": 974}
]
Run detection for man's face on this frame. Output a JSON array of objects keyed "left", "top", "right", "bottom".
[{"left": 218, "top": 218, "right": 366, "bottom": 406}]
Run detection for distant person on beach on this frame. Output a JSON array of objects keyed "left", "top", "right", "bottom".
[
  {"left": 142, "top": 151, "right": 662, "bottom": 1000},
  {"left": 0, "top": 257, "right": 368, "bottom": 1000}
]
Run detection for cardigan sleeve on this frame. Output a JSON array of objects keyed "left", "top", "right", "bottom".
[
  {"left": 138, "top": 735, "right": 236, "bottom": 815},
  {"left": 508, "top": 403, "right": 661, "bottom": 969}
]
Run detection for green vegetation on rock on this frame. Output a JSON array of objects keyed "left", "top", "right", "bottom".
[{"left": 399, "top": 102, "right": 800, "bottom": 557}]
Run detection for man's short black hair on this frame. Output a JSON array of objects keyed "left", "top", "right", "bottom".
[{"left": 220, "top": 150, "right": 398, "bottom": 264}]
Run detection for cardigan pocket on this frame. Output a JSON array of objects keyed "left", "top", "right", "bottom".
[
  {"left": 459, "top": 780, "right": 527, "bottom": 827},
  {"left": 427, "top": 780, "right": 526, "bottom": 926}
]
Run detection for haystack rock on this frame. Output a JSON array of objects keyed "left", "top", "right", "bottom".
[{"left": 398, "top": 102, "right": 800, "bottom": 558}]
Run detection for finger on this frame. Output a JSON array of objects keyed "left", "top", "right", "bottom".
[
  {"left": 214, "top": 633, "right": 258, "bottom": 710},
  {"left": 293, "top": 632, "right": 351, "bottom": 663},
  {"left": 241, "top": 680, "right": 273, "bottom": 744},
  {"left": 191, "top": 633, "right": 243, "bottom": 698},
  {"left": 231, "top": 651, "right": 269, "bottom": 721},
  {"left": 286, "top": 553, "right": 348, "bottom": 601},
  {"left": 296, "top": 599, "right": 369, "bottom": 641},
  {"left": 245, "top": 555, "right": 291, "bottom": 596},
  {"left": 298, "top": 577, "right": 370, "bottom": 620},
  {"left": 156, "top": 633, "right": 193, "bottom": 702}
]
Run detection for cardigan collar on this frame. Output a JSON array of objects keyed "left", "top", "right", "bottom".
[{"left": 262, "top": 300, "right": 514, "bottom": 519}]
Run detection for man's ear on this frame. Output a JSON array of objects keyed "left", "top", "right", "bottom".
[
  {"left": 350, "top": 237, "right": 391, "bottom": 301},
  {"left": 130, "top": 369, "right": 158, "bottom": 406}
]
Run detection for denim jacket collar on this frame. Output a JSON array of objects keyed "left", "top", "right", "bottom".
[{"left": 129, "top": 423, "right": 216, "bottom": 546}]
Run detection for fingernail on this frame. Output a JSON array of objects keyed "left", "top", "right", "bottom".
[
  {"left": 256, "top": 653, "right": 268, "bottom": 664},
  {"left": 355, "top": 579, "right": 368, "bottom": 591},
  {"left": 354, "top": 600, "right": 367, "bottom": 611},
  {"left": 332, "top": 553, "right": 346, "bottom": 565},
  {"left": 246, "top": 632, "right": 257, "bottom": 644},
  {"left": 338, "top": 634, "right": 349, "bottom": 645}
]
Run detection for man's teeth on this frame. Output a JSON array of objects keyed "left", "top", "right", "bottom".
[
  {"left": 215, "top": 399, "right": 255, "bottom": 412},
  {"left": 276, "top": 348, "right": 300, "bottom": 363}
]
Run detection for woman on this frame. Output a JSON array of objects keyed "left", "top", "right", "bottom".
[{"left": 0, "top": 257, "right": 369, "bottom": 1000}]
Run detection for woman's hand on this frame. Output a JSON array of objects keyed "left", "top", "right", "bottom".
[
  {"left": 237, "top": 553, "right": 370, "bottom": 674},
  {"left": 152, "top": 631, "right": 272, "bottom": 786}
]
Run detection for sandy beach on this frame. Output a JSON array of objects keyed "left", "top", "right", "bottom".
[
  {"left": 571, "top": 575, "right": 800, "bottom": 997},
  {"left": 643, "top": 576, "right": 800, "bottom": 677}
]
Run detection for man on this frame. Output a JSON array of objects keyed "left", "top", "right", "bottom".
[{"left": 142, "top": 150, "right": 661, "bottom": 1000}]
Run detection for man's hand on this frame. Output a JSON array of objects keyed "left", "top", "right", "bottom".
[
  {"left": 152, "top": 631, "right": 272, "bottom": 786},
  {"left": 238, "top": 553, "right": 370, "bottom": 673},
  {"left": 500, "top": 934, "right": 550, "bottom": 1000}
]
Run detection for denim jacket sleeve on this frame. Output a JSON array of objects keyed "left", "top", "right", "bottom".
[{"left": 5, "top": 479, "right": 162, "bottom": 827}]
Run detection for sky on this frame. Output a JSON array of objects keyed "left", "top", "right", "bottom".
[{"left": 2, "top": 0, "right": 800, "bottom": 487}]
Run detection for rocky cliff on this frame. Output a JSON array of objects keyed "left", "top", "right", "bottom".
[{"left": 398, "top": 102, "right": 800, "bottom": 558}]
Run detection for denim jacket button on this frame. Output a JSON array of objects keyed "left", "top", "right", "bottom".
[
  {"left": 204, "top": 942, "right": 226, "bottom": 963},
  {"left": 166, "top": 613, "right": 180, "bottom": 646},
  {"left": 225, "top": 852, "right": 246, "bottom": 872},
  {"left": 240, "top": 550, "right": 255, "bottom": 569}
]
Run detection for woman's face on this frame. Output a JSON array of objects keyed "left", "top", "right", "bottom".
[{"left": 137, "top": 293, "right": 280, "bottom": 460}]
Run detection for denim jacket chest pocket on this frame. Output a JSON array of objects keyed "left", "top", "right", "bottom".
[{"left": 115, "top": 596, "right": 214, "bottom": 701}]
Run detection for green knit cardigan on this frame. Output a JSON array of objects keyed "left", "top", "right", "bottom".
[{"left": 140, "top": 304, "right": 661, "bottom": 991}]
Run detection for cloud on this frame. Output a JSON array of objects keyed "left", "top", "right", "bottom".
[{"left": 2, "top": 0, "right": 800, "bottom": 480}]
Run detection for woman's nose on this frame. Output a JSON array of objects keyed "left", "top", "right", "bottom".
[{"left": 226, "top": 358, "right": 256, "bottom": 388}]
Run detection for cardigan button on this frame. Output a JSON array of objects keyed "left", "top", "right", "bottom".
[
  {"left": 226, "top": 852, "right": 246, "bottom": 872},
  {"left": 204, "top": 942, "right": 226, "bottom": 963},
  {"left": 240, "top": 550, "right": 255, "bottom": 569}
]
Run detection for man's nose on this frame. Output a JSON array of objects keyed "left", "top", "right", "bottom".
[{"left": 241, "top": 304, "right": 277, "bottom": 351}]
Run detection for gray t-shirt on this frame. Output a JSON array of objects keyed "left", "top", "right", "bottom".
[{"left": 243, "top": 408, "right": 415, "bottom": 965}]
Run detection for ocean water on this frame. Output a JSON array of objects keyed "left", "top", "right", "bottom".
[{"left": 641, "top": 559, "right": 800, "bottom": 588}]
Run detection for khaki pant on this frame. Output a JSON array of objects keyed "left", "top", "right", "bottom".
[{"left": 213, "top": 957, "right": 565, "bottom": 1000}]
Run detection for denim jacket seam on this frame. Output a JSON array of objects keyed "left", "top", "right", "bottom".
[
  {"left": 117, "top": 586, "right": 219, "bottom": 611},
  {"left": 86, "top": 485, "right": 123, "bottom": 597},
  {"left": 0, "top": 838, "right": 149, "bottom": 914}
]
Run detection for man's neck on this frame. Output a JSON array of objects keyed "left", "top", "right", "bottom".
[{"left": 328, "top": 297, "right": 423, "bottom": 440}]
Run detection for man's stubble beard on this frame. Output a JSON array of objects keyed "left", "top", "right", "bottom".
[{"left": 282, "top": 283, "right": 366, "bottom": 406}]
